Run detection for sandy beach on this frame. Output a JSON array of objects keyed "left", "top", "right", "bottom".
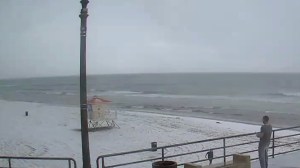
[
  {"left": 1, "top": 0, "right": 300, "bottom": 167},
  {"left": 0, "top": 100, "right": 299, "bottom": 168}
]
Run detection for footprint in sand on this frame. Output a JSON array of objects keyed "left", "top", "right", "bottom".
[{"left": 3, "top": 140, "right": 50, "bottom": 157}]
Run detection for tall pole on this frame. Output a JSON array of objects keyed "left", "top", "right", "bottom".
[{"left": 79, "top": 0, "right": 91, "bottom": 168}]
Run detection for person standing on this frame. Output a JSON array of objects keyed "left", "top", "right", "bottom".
[
  {"left": 205, "top": 149, "right": 213, "bottom": 165},
  {"left": 256, "top": 116, "right": 272, "bottom": 168}
]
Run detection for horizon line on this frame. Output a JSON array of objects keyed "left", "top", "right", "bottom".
[{"left": 2, "top": 71, "right": 300, "bottom": 80}]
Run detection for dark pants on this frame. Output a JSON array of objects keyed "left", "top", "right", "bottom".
[
  {"left": 258, "top": 143, "right": 269, "bottom": 168},
  {"left": 208, "top": 159, "right": 212, "bottom": 165}
]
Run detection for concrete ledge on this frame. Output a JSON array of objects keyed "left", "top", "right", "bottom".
[{"left": 184, "top": 163, "right": 202, "bottom": 168}]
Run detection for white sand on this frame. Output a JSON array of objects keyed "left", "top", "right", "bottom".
[{"left": 0, "top": 100, "right": 299, "bottom": 168}]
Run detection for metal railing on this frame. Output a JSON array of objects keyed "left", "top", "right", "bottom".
[
  {"left": 0, "top": 156, "right": 77, "bottom": 168},
  {"left": 96, "top": 126, "right": 300, "bottom": 168}
]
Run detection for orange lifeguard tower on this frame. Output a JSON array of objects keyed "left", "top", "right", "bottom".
[{"left": 87, "top": 96, "right": 119, "bottom": 128}]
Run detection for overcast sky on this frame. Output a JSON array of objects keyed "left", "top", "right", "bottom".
[{"left": 0, "top": 0, "right": 300, "bottom": 79}]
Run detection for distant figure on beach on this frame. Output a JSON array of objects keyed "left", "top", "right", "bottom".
[
  {"left": 205, "top": 149, "right": 213, "bottom": 165},
  {"left": 256, "top": 116, "right": 272, "bottom": 168}
]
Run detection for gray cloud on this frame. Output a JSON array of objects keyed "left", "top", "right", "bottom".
[{"left": 0, "top": 0, "right": 300, "bottom": 79}]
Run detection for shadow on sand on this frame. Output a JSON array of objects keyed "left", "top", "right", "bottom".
[{"left": 73, "top": 127, "right": 114, "bottom": 132}]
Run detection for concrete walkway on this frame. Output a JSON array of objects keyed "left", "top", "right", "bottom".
[{"left": 252, "top": 151, "right": 300, "bottom": 168}]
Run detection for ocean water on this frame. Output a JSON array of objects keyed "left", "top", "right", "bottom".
[{"left": 1, "top": 73, "right": 300, "bottom": 126}]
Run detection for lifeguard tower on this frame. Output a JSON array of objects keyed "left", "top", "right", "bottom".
[{"left": 87, "top": 96, "right": 119, "bottom": 129}]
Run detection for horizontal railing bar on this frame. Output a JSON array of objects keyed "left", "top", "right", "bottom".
[
  {"left": 274, "top": 126, "right": 300, "bottom": 131},
  {"left": 215, "top": 149, "right": 258, "bottom": 158},
  {"left": 273, "top": 148, "right": 300, "bottom": 156},
  {"left": 250, "top": 157, "right": 259, "bottom": 161},
  {"left": 184, "top": 155, "right": 236, "bottom": 166},
  {"left": 164, "top": 146, "right": 224, "bottom": 159},
  {"left": 98, "top": 148, "right": 157, "bottom": 158},
  {"left": 239, "top": 149, "right": 258, "bottom": 155},
  {"left": 274, "top": 141, "right": 300, "bottom": 148},
  {"left": 179, "top": 151, "right": 274, "bottom": 166},
  {"left": 163, "top": 139, "right": 222, "bottom": 149},
  {"left": 160, "top": 130, "right": 270, "bottom": 151},
  {"left": 225, "top": 140, "right": 259, "bottom": 148},
  {"left": 105, "top": 157, "right": 163, "bottom": 168},
  {"left": 0, "top": 157, "right": 77, "bottom": 168},
  {"left": 189, "top": 151, "right": 297, "bottom": 166},
  {"left": 250, "top": 151, "right": 297, "bottom": 161},
  {"left": 97, "top": 134, "right": 256, "bottom": 159},
  {"left": 0, "top": 156, "right": 74, "bottom": 160},
  {"left": 222, "top": 133, "right": 257, "bottom": 139},
  {"left": 225, "top": 152, "right": 261, "bottom": 159},
  {"left": 183, "top": 155, "right": 226, "bottom": 165},
  {"left": 274, "top": 133, "right": 300, "bottom": 140},
  {"left": 95, "top": 125, "right": 300, "bottom": 168},
  {"left": 179, "top": 155, "right": 236, "bottom": 166},
  {"left": 97, "top": 126, "right": 300, "bottom": 159}
]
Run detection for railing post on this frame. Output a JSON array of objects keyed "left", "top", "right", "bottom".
[
  {"left": 73, "top": 159, "right": 77, "bottom": 168},
  {"left": 8, "top": 158, "right": 11, "bottom": 168},
  {"left": 272, "top": 130, "right": 275, "bottom": 158},
  {"left": 162, "top": 148, "right": 165, "bottom": 161},
  {"left": 223, "top": 138, "right": 226, "bottom": 165},
  {"left": 68, "top": 159, "right": 71, "bottom": 168},
  {"left": 102, "top": 157, "right": 105, "bottom": 168}
]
